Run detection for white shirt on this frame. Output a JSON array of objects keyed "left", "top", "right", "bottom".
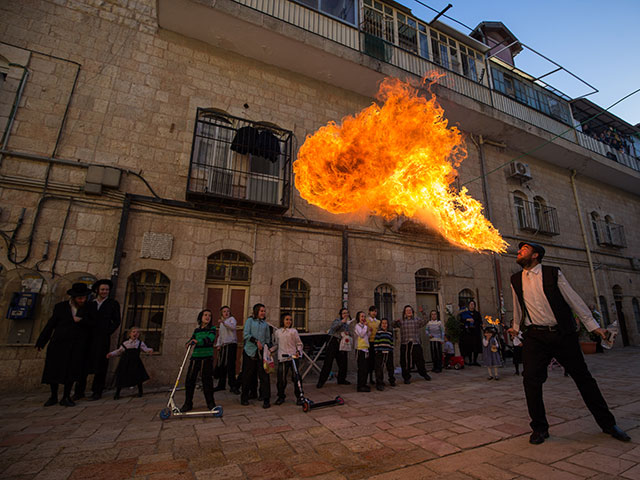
[
  {"left": 95, "top": 297, "right": 107, "bottom": 310},
  {"left": 216, "top": 316, "right": 238, "bottom": 346},
  {"left": 109, "top": 339, "right": 152, "bottom": 356},
  {"left": 511, "top": 264, "right": 599, "bottom": 333},
  {"left": 273, "top": 327, "right": 303, "bottom": 361}
]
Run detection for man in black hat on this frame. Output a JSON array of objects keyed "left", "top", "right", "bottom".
[
  {"left": 74, "top": 279, "right": 121, "bottom": 401},
  {"left": 36, "top": 282, "right": 92, "bottom": 407},
  {"left": 508, "top": 242, "right": 630, "bottom": 444}
]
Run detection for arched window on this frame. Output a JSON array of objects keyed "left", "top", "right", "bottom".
[
  {"left": 207, "top": 251, "right": 252, "bottom": 284},
  {"left": 591, "top": 212, "right": 601, "bottom": 245},
  {"left": 599, "top": 295, "right": 610, "bottom": 327},
  {"left": 374, "top": 284, "right": 396, "bottom": 322},
  {"left": 415, "top": 268, "right": 439, "bottom": 293},
  {"left": 513, "top": 192, "right": 527, "bottom": 229},
  {"left": 458, "top": 288, "right": 475, "bottom": 309},
  {"left": 533, "top": 196, "right": 544, "bottom": 229},
  {"left": 123, "top": 270, "right": 170, "bottom": 352},
  {"left": 633, "top": 298, "right": 640, "bottom": 333},
  {"left": 280, "top": 278, "right": 309, "bottom": 332}
]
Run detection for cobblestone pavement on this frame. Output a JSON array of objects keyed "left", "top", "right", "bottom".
[{"left": 1, "top": 348, "right": 639, "bottom": 480}]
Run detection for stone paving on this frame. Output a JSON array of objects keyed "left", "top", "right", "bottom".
[{"left": 1, "top": 348, "right": 639, "bottom": 480}]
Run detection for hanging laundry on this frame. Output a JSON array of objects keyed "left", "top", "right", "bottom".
[
  {"left": 257, "top": 130, "right": 281, "bottom": 163},
  {"left": 230, "top": 126, "right": 260, "bottom": 155}
]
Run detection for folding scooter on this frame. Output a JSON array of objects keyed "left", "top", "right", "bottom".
[
  {"left": 159, "top": 344, "right": 223, "bottom": 420},
  {"left": 284, "top": 354, "right": 344, "bottom": 413}
]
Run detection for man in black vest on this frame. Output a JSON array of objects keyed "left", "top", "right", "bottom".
[{"left": 508, "top": 241, "right": 630, "bottom": 445}]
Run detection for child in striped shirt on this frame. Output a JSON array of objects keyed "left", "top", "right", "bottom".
[{"left": 373, "top": 318, "right": 396, "bottom": 390}]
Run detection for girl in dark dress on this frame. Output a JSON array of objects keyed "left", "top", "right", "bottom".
[{"left": 107, "top": 327, "right": 153, "bottom": 399}]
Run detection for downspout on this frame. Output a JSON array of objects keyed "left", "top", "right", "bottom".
[
  {"left": 570, "top": 169, "right": 602, "bottom": 326},
  {"left": 0, "top": 63, "right": 30, "bottom": 167},
  {"left": 342, "top": 229, "right": 349, "bottom": 308},
  {"left": 112, "top": 194, "right": 131, "bottom": 347},
  {"left": 476, "top": 135, "right": 504, "bottom": 323}
]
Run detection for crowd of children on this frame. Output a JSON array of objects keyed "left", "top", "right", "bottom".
[{"left": 38, "top": 288, "right": 516, "bottom": 411}]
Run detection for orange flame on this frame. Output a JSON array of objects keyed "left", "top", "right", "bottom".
[
  {"left": 293, "top": 76, "right": 507, "bottom": 253},
  {"left": 485, "top": 316, "right": 500, "bottom": 325}
]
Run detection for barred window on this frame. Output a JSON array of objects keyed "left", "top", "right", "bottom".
[
  {"left": 207, "top": 251, "right": 252, "bottom": 284},
  {"left": 458, "top": 288, "right": 475, "bottom": 309},
  {"left": 123, "top": 270, "right": 170, "bottom": 352},
  {"left": 280, "top": 278, "right": 309, "bottom": 332},
  {"left": 374, "top": 283, "right": 396, "bottom": 321},
  {"left": 415, "top": 268, "right": 439, "bottom": 293}
]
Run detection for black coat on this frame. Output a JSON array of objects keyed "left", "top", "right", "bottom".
[
  {"left": 35, "top": 301, "right": 90, "bottom": 384},
  {"left": 459, "top": 309, "right": 483, "bottom": 354},
  {"left": 84, "top": 298, "right": 121, "bottom": 374}
]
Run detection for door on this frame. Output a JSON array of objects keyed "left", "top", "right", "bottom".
[
  {"left": 206, "top": 285, "right": 249, "bottom": 373},
  {"left": 416, "top": 293, "right": 439, "bottom": 362}
]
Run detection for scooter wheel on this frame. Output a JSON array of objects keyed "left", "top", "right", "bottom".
[
  {"left": 335, "top": 396, "right": 344, "bottom": 406},
  {"left": 213, "top": 406, "right": 223, "bottom": 418},
  {"left": 302, "top": 401, "right": 310, "bottom": 413},
  {"left": 454, "top": 364, "right": 461, "bottom": 370},
  {"left": 159, "top": 407, "right": 171, "bottom": 420}
]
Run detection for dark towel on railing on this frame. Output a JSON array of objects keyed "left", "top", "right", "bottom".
[{"left": 230, "top": 126, "right": 280, "bottom": 162}]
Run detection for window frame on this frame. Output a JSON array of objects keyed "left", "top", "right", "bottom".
[{"left": 279, "top": 278, "right": 310, "bottom": 333}]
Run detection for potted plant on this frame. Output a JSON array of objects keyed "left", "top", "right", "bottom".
[
  {"left": 578, "top": 322, "right": 600, "bottom": 355},
  {"left": 445, "top": 313, "right": 462, "bottom": 355}
]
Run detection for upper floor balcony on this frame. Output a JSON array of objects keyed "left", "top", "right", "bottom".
[
  {"left": 593, "top": 219, "right": 626, "bottom": 249},
  {"left": 159, "top": 0, "right": 640, "bottom": 195},
  {"left": 187, "top": 108, "right": 293, "bottom": 212},
  {"left": 514, "top": 198, "right": 560, "bottom": 236}
]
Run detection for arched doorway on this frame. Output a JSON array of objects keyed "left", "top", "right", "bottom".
[
  {"left": 613, "top": 285, "right": 629, "bottom": 346},
  {"left": 205, "top": 251, "right": 252, "bottom": 371}
]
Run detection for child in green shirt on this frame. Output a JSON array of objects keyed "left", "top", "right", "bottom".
[{"left": 181, "top": 309, "right": 217, "bottom": 412}]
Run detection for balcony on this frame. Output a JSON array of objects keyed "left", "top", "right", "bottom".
[
  {"left": 515, "top": 199, "right": 560, "bottom": 236},
  {"left": 159, "top": 0, "right": 640, "bottom": 193},
  {"left": 186, "top": 109, "right": 292, "bottom": 212},
  {"left": 594, "top": 220, "right": 626, "bottom": 248}
]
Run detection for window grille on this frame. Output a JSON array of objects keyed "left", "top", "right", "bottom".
[
  {"left": 374, "top": 283, "right": 396, "bottom": 321},
  {"left": 188, "top": 109, "right": 292, "bottom": 212},
  {"left": 513, "top": 197, "right": 559, "bottom": 235},
  {"left": 458, "top": 289, "right": 475, "bottom": 309},
  {"left": 280, "top": 278, "right": 309, "bottom": 332},
  {"left": 415, "top": 268, "right": 439, "bottom": 293},
  {"left": 206, "top": 251, "right": 252, "bottom": 284},
  {"left": 123, "top": 270, "right": 170, "bottom": 352}
]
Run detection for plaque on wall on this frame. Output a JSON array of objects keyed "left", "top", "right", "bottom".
[{"left": 141, "top": 232, "right": 173, "bottom": 260}]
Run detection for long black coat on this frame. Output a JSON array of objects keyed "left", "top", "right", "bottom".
[
  {"left": 35, "top": 301, "right": 90, "bottom": 384},
  {"left": 459, "top": 309, "right": 483, "bottom": 355},
  {"left": 84, "top": 298, "right": 121, "bottom": 374}
]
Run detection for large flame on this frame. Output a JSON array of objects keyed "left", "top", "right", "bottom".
[
  {"left": 485, "top": 315, "right": 501, "bottom": 326},
  {"left": 293, "top": 76, "right": 506, "bottom": 253}
]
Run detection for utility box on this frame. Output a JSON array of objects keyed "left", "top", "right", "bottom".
[{"left": 6, "top": 292, "right": 38, "bottom": 344}]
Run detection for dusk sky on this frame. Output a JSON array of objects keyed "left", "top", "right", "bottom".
[{"left": 404, "top": 0, "right": 640, "bottom": 126}]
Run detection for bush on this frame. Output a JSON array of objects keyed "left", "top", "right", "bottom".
[{"left": 445, "top": 314, "right": 462, "bottom": 344}]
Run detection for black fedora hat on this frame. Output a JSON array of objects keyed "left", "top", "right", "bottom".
[
  {"left": 92, "top": 278, "right": 113, "bottom": 292},
  {"left": 67, "top": 282, "right": 92, "bottom": 297},
  {"left": 518, "top": 241, "right": 545, "bottom": 261}
]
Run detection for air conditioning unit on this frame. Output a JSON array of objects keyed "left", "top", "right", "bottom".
[
  {"left": 510, "top": 161, "right": 532, "bottom": 180},
  {"left": 631, "top": 258, "right": 640, "bottom": 271}
]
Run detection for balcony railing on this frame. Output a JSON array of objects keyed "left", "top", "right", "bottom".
[
  {"left": 515, "top": 200, "right": 560, "bottom": 236},
  {"left": 187, "top": 109, "right": 292, "bottom": 212},
  {"left": 576, "top": 131, "right": 640, "bottom": 172},
  {"left": 594, "top": 220, "right": 626, "bottom": 248}
]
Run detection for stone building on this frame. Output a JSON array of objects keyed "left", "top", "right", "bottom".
[{"left": 0, "top": 0, "right": 638, "bottom": 391}]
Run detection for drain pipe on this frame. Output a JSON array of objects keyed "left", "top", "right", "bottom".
[
  {"left": 342, "top": 229, "right": 349, "bottom": 308},
  {"left": 476, "top": 135, "right": 505, "bottom": 322},
  {"left": 570, "top": 169, "right": 602, "bottom": 325}
]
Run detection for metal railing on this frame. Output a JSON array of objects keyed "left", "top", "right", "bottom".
[
  {"left": 594, "top": 220, "right": 626, "bottom": 248},
  {"left": 187, "top": 109, "right": 292, "bottom": 212},
  {"left": 228, "top": 0, "right": 640, "bottom": 173},
  {"left": 515, "top": 199, "right": 560, "bottom": 236}
]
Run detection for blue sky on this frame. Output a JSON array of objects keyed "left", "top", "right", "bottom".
[{"left": 403, "top": 0, "right": 640, "bottom": 126}]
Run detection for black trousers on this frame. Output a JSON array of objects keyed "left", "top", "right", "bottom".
[
  {"left": 375, "top": 350, "right": 395, "bottom": 386},
  {"left": 318, "top": 337, "right": 348, "bottom": 384},
  {"left": 184, "top": 357, "right": 215, "bottom": 408},
  {"left": 276, "top": 359, "right": 301, "bottom": 400},
  {"left": 356, "top": 350, "right": 369, "bottom": 388},
  {"left": 400, "top": 343, "right": 428, "bottom": 380},
  {"left": 522, "top": 329, "right": 615, "bottom": 433},
  {"left": 241, "top": 351, "right": 270, "bottom": 403},
  {"left": 429, "top": 341, "right": 443, "bottom": 371},
  {"left": 368, "top": 349, "right": 376, "bottom": 381},
  {"left": 215, "top": 343, "right": 237, "bottom": 390},
  {"left": 513, "top": 345, "right": 523, "bottom": 372}
]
